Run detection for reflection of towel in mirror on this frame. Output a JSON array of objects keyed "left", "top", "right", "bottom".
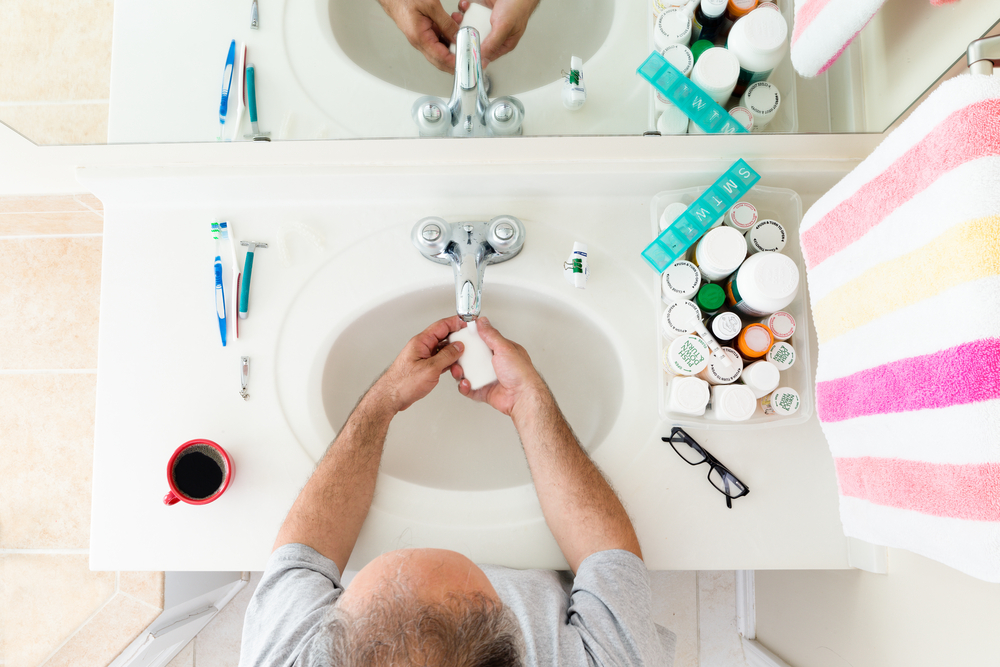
[
  {"left": 790, "top": 0, "right": 958, "bottom": 78},
  {"left": 800, "top": 72, "right": 1000, "bottom": 582}
]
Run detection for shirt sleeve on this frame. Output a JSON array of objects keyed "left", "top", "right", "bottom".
[
  {"left": 238, "top": 543, "right": 344, "bottom": 667},
  {"left": 567, "top": 549, "right": 676, "bottom": 667}
]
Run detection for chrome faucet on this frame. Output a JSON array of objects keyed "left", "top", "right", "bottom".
[
  {"left": 412, "top": 216, "right": 526, "bottom": 321},
  {"left": 411, "top": 27, "right": 524, "bottom": 137}
]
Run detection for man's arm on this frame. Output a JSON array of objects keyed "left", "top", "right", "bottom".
[
  {"left": 273, "top": 316, "right": 466, "bottom": 575},
  {"left": 454, "top": 317, "right": 642, "bottom": 573}
]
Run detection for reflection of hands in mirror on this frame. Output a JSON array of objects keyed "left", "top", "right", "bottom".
[
  {"left": 458, "top": 0, "right": 541, "bottom": 67},
  {"left": 378, "top": 0, "right": 463, "bottom": 73}
]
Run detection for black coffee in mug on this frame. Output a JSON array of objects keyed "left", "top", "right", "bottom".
[{"left": 173, "top": 451, "right": 224, "bottom": 499}]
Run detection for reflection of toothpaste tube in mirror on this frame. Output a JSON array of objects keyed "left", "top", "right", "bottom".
[{"left": 562, "top": 56, "right": 587, "bottom": 110}]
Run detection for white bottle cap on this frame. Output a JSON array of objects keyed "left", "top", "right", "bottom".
[
  {"left": 762, "top": 386, "right": 800, "bottom": 416},
  {"left": 729, "top": 252, "right": 800, "bottom": 317},
  {"left": 656, "top": 103, "right": 691, "bottom": 134},
  {"left": 728, "top": 106, "right": 754, "bottom": 131},
  {"left": 740, "top": 360, "right": 780, "bottom": 398},
  {"left": 668, "top": 376, "right": 711, "bottom": 415},
  {"left": 740, "top": 81, "right": 781, "bottom": 130},
  {"left": 690, "top": 47, "right": 740, "bottom": 104},
  {"left": 661, "top": 260, "right": 702, "bottom": 302},
  {"left": 745, "top": 219, "right": 787, "bottom": 254},
  {"left": 659, "top": 201, "right": 690, "bottom": 231},
  {"left": 710, "top": 312, "right": 743, "bottom": 341},
  {"left": 661, "top": 43, "right": 695, "bottom": 76},
  {"left": 726, "top": 202, "right": 758, "bottom": 230},
  {"left": 762, "top": 311, "right": 795, "bottom": 340},
  {"left": 665, "top": 334, "right": 711, "bottom": 375},
  {"left": 766, "top": 341, "right": 795, "bottom": 370},
  {"left": 661, "top": 299, "right": 703, "bottom": 339},
  {"left": 700, "top": 0, "right": 727, "bottom": 19},
  {"left": 654, "top": 8, "right": 693, "bottom": 50},
  {"left": 694, "top": 226, "right": 747, "bottom": 281},
  {"left": 742, "top": 5, "right": 788, "bottom": 55},
  {"left": 697, "top": 347, "right": 743, "bottom": 385},
  {"left": 711, "top": 384, "right": 757, "bottom": 421}
]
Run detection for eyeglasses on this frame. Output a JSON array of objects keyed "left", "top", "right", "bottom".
[{"left": 662, "top": 427, "right": 749, "bottom": 509}]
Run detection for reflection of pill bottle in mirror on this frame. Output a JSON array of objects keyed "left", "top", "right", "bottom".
[
  {"left": 745, "top": 218, "right": 786, "bottom": 254},
  {"left": 709, "top": 311, "right": 743, "bottom": 342},
  {"left": 666, "top": 334, "right": 711, "bottom": 376},
  {"left": 668, "top": 376, "right": 711, "bottom": 415},
  {"left": 692, "top": 0, "right": 728, "bottom": 42},
  {"left": 661, "top": 260, "right": 702, "bottom": 303},
  {"left": 761, "top": 311, "right": 795, "bottom": 340},
  {"left": 766, "top": 341, "right": 795, "bottom": 370},
  {"left": 694, "top": 226, "right": 747, "bottom": 282},
  {"left": 661, "top": 43, "right": 695, "bottom": 76},
  {"left": 690, "top": 47, "right": 741, "bottom": 104},
  {"left": 725, "top": 201, "right": 758, "bottom": 231},
  {"left": 658, "top": 103, "right": 691, "bottom": 134},
  {"left": 735, "top": 322, "right": 773, "bottom": 360},
  {"left": 727, "top": 5, "right": 788, "bottom": 98},
  {"left": 709, "top": 384, "right": 757, "bottom": 421},
  {"left": 659, "top": 201, "right": 690, "bottom": 231},
  {"left": 740, "top": 80, "right": 780, "bottom": 130},
  {"left": 762, "top": 386, "right": 800, "bottom": 416},
  {"left": 695, "top": 283, "right": 726, "bottom": 317},
  {"left": 661, "top": 299, "right": 703, "bottom": 340},
  {"left": 740, "top": 359, "right": 780, "bottom": 398},
  {"left": 725, "top": 251, "right": 799, "bottom": 317},
  {"left": 697, "top": 346, "right": 743, "bottom": 385},
  {"left": 655, "top": 7, "right": 693, "bottom": 49}
]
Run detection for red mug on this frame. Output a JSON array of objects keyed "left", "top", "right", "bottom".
[{"left": 163, "top": 439, "right": 234, "bottom": 506}]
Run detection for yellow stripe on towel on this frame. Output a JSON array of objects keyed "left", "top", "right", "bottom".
[{"left": 813, "top": 215, "right": 1000, "bottom": 343}]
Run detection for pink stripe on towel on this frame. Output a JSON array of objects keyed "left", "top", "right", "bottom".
[
  {"left": 801, "top": 98, "right": 1000, "bottom": 269},
  {"left": 816, "top": 338, "right": 1000, "bottom": 423},
  {"left": 791, "top": 0, "right": 836, "bottom": 44},
  {"left": 835, "top": 457, "right": 1000, "bottom": 521}
]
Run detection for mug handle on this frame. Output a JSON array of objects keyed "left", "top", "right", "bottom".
[{"left": 163, "top": 490, "right": 181, "bottom": 506}]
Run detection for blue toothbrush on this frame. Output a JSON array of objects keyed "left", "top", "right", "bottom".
[
  {"left": 211, "top": 222, "right": 228, "bottom": 346},
  {"left": 239, "top": 241, "right": 267, "bottom": 319},
  {"left": 218, "top": 40, "right": 236, "bottom": 140}
]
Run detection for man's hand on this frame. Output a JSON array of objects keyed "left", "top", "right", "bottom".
[
  {"left": 377, "top": 315, "right": 467, "bottom": 412},
  {"left": 458, "top": 0, "right": 541, "bottom": 67},
  {"left": 378, "top": 0, "right": 463, "bottom": 73},
  {"left": 451, "top": 316, "right": 548, "bottom": 417}
]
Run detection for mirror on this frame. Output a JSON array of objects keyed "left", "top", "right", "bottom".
[{"left": 1, "top": 0, "right": 997, "bottom": 145}]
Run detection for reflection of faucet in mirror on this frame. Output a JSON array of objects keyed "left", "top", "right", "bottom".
[
  {"left": 412, "top": 215, "right": 526, "bottom": 321},
  {"left": 411, "top": 27, "right": 525, "bottom": 137}
]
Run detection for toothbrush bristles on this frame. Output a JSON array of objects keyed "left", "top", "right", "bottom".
[
  {"left": 211, "top": 221, "right": 220, "bottom": 240},
  {"left": 219, "top": 221, "right": 230, "bottom": 238}
]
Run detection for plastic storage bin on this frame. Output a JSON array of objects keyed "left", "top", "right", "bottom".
[{"left": 652, "top": 185, "right": 814, "bottom": 429}]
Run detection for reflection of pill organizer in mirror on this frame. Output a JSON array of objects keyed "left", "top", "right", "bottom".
[
  {"left": 646, "top": 0, "right": 798, "bottom": 133},
  {"left": 651, "top": 185, "right": 814, "bottom": 429}
]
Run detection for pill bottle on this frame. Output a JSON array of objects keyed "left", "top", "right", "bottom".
[
  {"left": 661, "top": 43, "right": 695, "bottom": 76},
  {"left": 708, "top": 311, "right": 742, "bottom": 342},
  {"left": 693, "top": 226, "right": 746, "bottom": 281},
  {"left": 766, "top": 341, "right": 795, "bottom": 370},
  {"left": 655, "top": 7, "right": 693, "bottom": 49},
  {"left": 690, "top": 39, "right": 713, "bottom": 62},
  {"left": 695, "top": 283, "right": 726, "bottom": 316},
  {"left": 659, "top": 201, "right": 690, "bottom": 231},
  {"left": 727, "top": 5, "right": 788, "bottom": 97},
  {"left": 725, "top": 201, "right": 757, "bottom": 231},
  {"left": 661, "top": 299, "right": 703, "bottom": 340},
  {"left": 735, "top": 322, "right": 773, "bottom": 359},
  {"left": 725, "top": 0, "right": 757, "bottom": 22},
  {"left": 697, "top": 347, "right": 743, "bottom": 385},
  {"left": 740, "top": 359, "right": 779, "bottom": 398},
  {"left": 665, "top": 334, "right": 711, "bottom": 376},
  {"left": 710, "top": 384, "right": 757, "bottom": 421},
  {"left": 657, "top": 103, "right": 691, "bottom": 134},
  {"left": 761, "top": 311, "right": 795, "bottom": 340},
  {"left": 761, "top": 386, "right": 800, "bottom": 416},
  {"left": 740, "top": 80, "right": 780, "bottom": 130},
  {"left": 690, "top": 47, "right": 740, "bottom": 104},
  {"left": 725, "top": 251, "right": 799, "bottom": 317},
  {"left": 692, "top": 0, "right": 728, "bottom": 42},
  {"left": 745, "top": 218, "right": 787, "bottom": 254},
  {"left": 661, "top": 260, "right": 702, "bottom": 303},
  {"left": 668, "top": 376, "right": 711, "bottom": 415},
  {"left": 728, "top": 106, "right": 754, "bottom": 131}
]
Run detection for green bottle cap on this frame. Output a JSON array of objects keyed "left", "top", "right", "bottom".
[
  {"left": 691, "top": 40, "right": 714, "bottom": 63},
  {"left": 697, "top": 283, "right": 726, "bottom": 311}
]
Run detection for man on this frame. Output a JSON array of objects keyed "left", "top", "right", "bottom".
[
  {"left": 376, "top": 0, "right": 540, "bottom": 74},
  {"left": 240, "top": 316, "right": 675, "bottom": 666}
]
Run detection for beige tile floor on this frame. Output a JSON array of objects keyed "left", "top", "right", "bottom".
[{"left": 0, "top": 195, "right": 164, "bottom": 667}]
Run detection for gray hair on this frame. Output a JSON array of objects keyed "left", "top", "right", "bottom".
[{"left": 317, "top": 583, "right": 524, "bottom": 667}]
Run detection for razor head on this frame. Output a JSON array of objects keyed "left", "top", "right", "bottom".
[{"left": 240, "top": 241, "right": 269, "bottom": 248}]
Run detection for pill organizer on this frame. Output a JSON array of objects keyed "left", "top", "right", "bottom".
[
  {"left": 638, "top": 52, "right": 749, "bottom": 134},
  {"left": 652, "top": 185, "right": 814, "bottom": 429}
]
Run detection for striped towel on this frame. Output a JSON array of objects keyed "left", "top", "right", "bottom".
[
  {"left": 791, "top": 0, "right": 958, "bottom": 78},
  {"left": 799, "top": 72, "right": 1000, "bottom": 582}
]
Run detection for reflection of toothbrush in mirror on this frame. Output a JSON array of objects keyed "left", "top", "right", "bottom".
[
  {"left": 218, "top": 40, "right": 236, "bottom": 140},
  {"left": 229, "top": 43, "right": 247, "bottom": 141}
]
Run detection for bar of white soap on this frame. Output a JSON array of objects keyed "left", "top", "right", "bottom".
[{"left": 448, "top": 321, "right": 497, "bottom": 390}]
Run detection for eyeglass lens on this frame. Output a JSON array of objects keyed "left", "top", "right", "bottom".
[
  {"left": 670, "top": 432, "right": 708, "bottom": 465},
  {"left": 708, "top": 466, "right": 747, "bottom": 498}
]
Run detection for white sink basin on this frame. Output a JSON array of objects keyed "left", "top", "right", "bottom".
[{"left": 275, "top": 219, "right": 654, "bottom": 547}]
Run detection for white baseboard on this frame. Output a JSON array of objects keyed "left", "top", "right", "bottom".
[{"left": 742, "top": 636, "right": 793, "bottom": 667}]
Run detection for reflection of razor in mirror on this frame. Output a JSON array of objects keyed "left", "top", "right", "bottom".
[
  {"left": 243, "top": 64, "right": 271, "bottom": 141},
  {"left": 250, "top": 0, "right": 259, "bottom": 29}
]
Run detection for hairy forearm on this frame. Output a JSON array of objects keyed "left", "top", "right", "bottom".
[
  {"left": 273, "top": 383, "right": 396, "bottom": 574},
  {"left": 512, "top": 390, "right": 642, "bottom": 573}
]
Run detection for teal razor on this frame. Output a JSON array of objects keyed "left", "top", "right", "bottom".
[{"left": 239, "top": 241, "right": 267, "bottom": 319}]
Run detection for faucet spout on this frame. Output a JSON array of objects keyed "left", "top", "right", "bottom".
[
  {"left": 452, "top": 237, "right": 488, "bottom": 321},
  {"left": 447, "top": 27, "right": 491, "bottom": 137}
]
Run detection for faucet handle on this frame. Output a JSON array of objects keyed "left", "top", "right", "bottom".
[
  {"left": 487, "top": 215, "right": 525, "bottom": 254},
  {"left": 413, "top": 217, "right": 450, "bottom": 255},
  {"left": 486, "top": 97, "right": 524, "bottom": 137}
]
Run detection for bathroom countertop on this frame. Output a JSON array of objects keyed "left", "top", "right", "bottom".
[{"left": 86, "top": 161, "right": 853, "bottom": 572}]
